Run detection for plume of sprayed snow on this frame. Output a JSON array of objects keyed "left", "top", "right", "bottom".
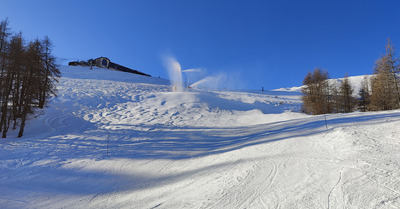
[
  {"left": 182, "top": 68, "right": 204, "bottom": 88},
  {"left": 189, "top": 71, "right": 246, "bottom": 90},
  {"left": 182, "top": 68, "right": 202, "bottom": 73},
  {"left": 163, "top": 56, "right": 184, "bottom": 92},
  {"left": 163, "top": 55, "right": 245, "bottom": 91},
  {"left": 190, "top": 74, "right": 224, "bottom": 89}
]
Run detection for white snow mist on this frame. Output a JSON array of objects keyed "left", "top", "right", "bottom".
[{"left": 164, "top": 56, "right": 184, "bottom": 92}]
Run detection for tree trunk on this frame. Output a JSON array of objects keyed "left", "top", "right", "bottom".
[{"left": 18, "top": 107, "right": 27, "bottom": 138}]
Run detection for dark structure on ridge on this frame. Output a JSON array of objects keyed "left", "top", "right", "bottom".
[{"left": 69, "top": 57, "right": 151, "bottom": 77}]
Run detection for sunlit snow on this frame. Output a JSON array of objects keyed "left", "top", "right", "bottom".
[{"left": 1, "top": 66, "right": 399, "bottom": 208}]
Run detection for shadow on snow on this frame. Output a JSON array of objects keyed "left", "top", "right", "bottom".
[
  {"left": 12, "top": 111, "right": 399, "bottom": 161},
  {"left": 1, "top": 111, "right": 400, "bottom": 199}
]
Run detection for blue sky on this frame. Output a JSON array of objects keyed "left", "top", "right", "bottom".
[{"left": 1, "top": 0, "right": 400, "bottom": 90}]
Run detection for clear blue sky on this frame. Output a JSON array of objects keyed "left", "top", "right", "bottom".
[{"left": 1, "top": 0, "right": 400, "bottom": 90}]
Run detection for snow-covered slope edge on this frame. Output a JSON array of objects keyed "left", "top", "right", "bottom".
[{"left": 274, "top": 74, "right": 372, "bottom": 97}]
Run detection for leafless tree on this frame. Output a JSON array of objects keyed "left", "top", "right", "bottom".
[
  {"left": 302, "top": 67, "right": 331, "bottom": 115},
  {"left": 369, "top": 40, "right": 400, "bottom": 111}
]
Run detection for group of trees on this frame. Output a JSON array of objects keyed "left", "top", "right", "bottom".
[
  {"left": 302, "top": 69, "right": 356, "bottom": 115},
  {"left": 0, "top": 19, "right": 60, "bottom": 138},
  {"left": 368, "top": 40, "right": 400, "bottom": 111},
  {"left": 302, "top": 39, "right": 399, "bottom": 115}
]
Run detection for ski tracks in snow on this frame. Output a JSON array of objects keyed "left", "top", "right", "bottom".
[
  {"left": 327, "top": 168, "right": 343, "bottom": 209},
  {"left": 214, "top": 140, "right": 282, "bottom": 209}
]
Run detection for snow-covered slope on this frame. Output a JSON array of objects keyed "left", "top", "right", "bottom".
[
  {"left": 274, "top": 74, "right": 372, "bottom": 97},
  {"left": 1, "top": 66, "right": 399, "bottom": 208}
]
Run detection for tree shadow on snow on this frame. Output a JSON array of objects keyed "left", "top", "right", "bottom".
[
  {"left": 1, "top": 157, "right": 246, "bottom": 196},
  {"left": 2, "top": 111, "right": 400, "bottom": 201},
  {"left": 11, "top": 111, "right": 400, "bottom": 162},
  {"left": 103, "top": 111, "right": 400, "bottom": 159}
]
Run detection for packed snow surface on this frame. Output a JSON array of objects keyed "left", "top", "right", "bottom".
[{"left": 1, "top": 66, "right": 400, "bottom": 208}]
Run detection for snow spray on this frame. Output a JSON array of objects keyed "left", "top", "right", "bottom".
[
  {"left": 164, "top": 56, "right": 184, "bottom": 92},
  {"left": 182, "top": 68, "right": 202, "bottom": 88},
  {"left": 189, "top": 74, "right": 224, "bottom": 89}
]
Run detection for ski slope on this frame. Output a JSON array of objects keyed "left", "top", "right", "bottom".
[{"left": 1, "top": 66, "right": 400, "bottom": 208}]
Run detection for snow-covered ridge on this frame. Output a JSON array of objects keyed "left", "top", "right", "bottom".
[{"left": 274, "top": 74, "right": 371, "bottom": 96}]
